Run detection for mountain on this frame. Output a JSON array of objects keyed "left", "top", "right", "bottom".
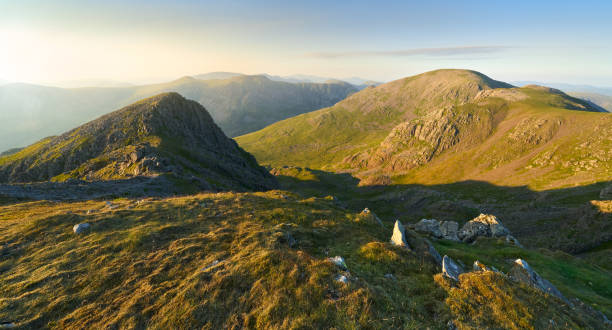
[
  {"left": 237, "top": 69, "right": 611, "bottom": 190},
  {"left": 192, "top": 72, "right": 244, "bottom": 80},
  {"left": 0, "top": 93, "right": 277, "bottom": 192},
  {"left": 568, "top": 92, "right": 612, "bottom": 112},
  {"left": 0, "top": 76, "right": 357, "bottom": 152},
  {"left": 513, "top": 81, "right": 612, "bottom": 96}
]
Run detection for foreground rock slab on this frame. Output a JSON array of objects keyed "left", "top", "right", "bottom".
[
  {"left": 442, "top": 255, "right": 464, "bottom": 281},
  {"left": 509, "top": 259, "right": 567, "bottom": 303}
]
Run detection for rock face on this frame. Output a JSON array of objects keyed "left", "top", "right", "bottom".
[
  {"left": 0, "top": 93, "right": 277, "bottom": 193},
  {"left": 473, "top": 260, "right": 489, "bottom": 272},
  {"left": 73, "top": 223, "right": 91, "bottom": 234},
  {"left": 391, "top": 220, "right": 409, "bottom": 248},
  {"left": 442, "top": 255, "right": 465, "bottom": 281},
  {"left": 414, "top": 219, "right": 442, "bottom": 238},
  {"left": 439, "top": 221, "right": 460, "bottom": 241},
  {"left": 458, "top": 214, "right": 510, "bottom": 243},
  {"left": 509, "top": 259, "right": 567, "bottom": 302}
]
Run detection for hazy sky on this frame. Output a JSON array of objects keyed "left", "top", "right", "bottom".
[{"left": 1, "top": 0, "right": 611, "bottom": 86}]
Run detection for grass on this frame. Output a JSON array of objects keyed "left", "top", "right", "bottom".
[{"left": 1, "top": 191, "right": 610, "bottom": 328}]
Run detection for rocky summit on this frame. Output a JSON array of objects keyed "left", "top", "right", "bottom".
[{"left": 0, "top": 93, "right": 277, "bottom": 197}]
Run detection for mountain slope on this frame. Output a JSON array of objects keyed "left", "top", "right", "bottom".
[
  {"left": 236, "top": 69, "right": 611, "bottom": 190},
  {"left": 0, "top": 76, "right": 357, "bottom": 151},
  {"left": 0, "top": 93, "right": 276, "bottom": 192},
  {"left": 569, "top": 92, "right": 612, "bottom": 112},
  {"left": 0, "top": 192, "right": 609, "bottom": 328}
]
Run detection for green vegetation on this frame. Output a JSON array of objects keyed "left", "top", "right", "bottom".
[{"left": 1, "top": 191, "right": 609, "bottom": 328}]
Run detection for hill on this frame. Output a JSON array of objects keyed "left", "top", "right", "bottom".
[
  {"left": 0, "top": 93, "right": 277, "bottom": 193},
  {"left": 0, "top": 191, "right": 610, "bottom": 328},
  {"left": 0, "top": 76, "right": 357, "bottom": 152},
  {"left": 236, "top": 69, "right": 611, "bottom": 190},
  {"left": 569, "top": 92, "right": 612, "bottom": 112}
]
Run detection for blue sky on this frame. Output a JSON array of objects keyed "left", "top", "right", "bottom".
[{"left": 1, "top": 0, "right": 611, "bottom": 86}]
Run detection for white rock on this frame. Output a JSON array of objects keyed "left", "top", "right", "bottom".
[
  {"left": 328, "top": 256, "right": 348, "bottom": 270},
  {"left": 442, "top": 255, "right": 464, "bottom": 281},
  {"left": 73, "top": 223, "right": 91, "bottom": 234},
  {"left": 390, "top": 220, "right": 409, "bottom": 247}
]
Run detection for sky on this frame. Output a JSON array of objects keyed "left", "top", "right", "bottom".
[{"left": 1, "top": 0, "right": 611, "bottom": 87}]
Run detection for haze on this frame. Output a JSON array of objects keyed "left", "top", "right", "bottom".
[{"left": 2, "top": 0, "right": 612, "bottom": 87}]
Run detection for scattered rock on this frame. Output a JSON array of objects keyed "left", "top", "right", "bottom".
[
  {"left": 505, "top": 235, "right": 524, "bottom": 248},
  {"left": 439, "top": 221, "right": 460, "bottom": 241},
  {"left": 442, "top": 255, "right": 464, "bottom": 281},
  {"left": 384, "top": 273, "right": 397, "bottom": 281},
  {"left": 414, "top": 219, "right": 443, "bottom": 238},
  {"left": 458, "top": 214, "right": 509, "bottom": 243},
  {"left": 73, "top": 223, "right": 91, "bottom": 234},
  {"left": 201, "top": 260, "right": 221, "bottom": 272},
  {"left": 390, "top": 220, "right": 409, "bottom": 248},
  {"left": 335, "top": 274, "right": 349, "bottom": 284},
  {"left": 425, "top": 239, "right": 442, "bottom": 265},
  {"left": 328, "top": 256, "right": 348, "bottom": 270},
  {"left": 473, "top": 260, "right": 489, "bottom": 272},
  {"left": 509, "top": 259, "right": 567, "bottom": 303},
  {"left": 447, "top": 320, "right": 457, "bottom": 330},
  {"left": 0, "top": 322, "right": 16, "bottom": 328}
]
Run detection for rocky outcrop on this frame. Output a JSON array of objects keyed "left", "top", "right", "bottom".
[
  {"left": 442, "top": 255, "right": 464, "bottom": 281},
  {"left": 439, "top": 221, "right": 460, "bottom": 241},
  {"left": 414, "top": 219, "right": 442, "bottom": 238},
  {"left": 508, "top": 259, "right": 567, "bottom": 303},
  {"left": 458, "top": 214, "right": 510, "bottom": 243},
  {"left": 391, "top": 220, "right": 409, "bottom": 248}
]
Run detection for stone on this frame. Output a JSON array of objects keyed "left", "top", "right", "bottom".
[
  {"left": 414, "top": 219, "right": 443, "bottom": 238},
  {"left": 0, "top": 322, "right": 16, "bottom": 328},
  {"left": 335, "top": 274, "right": 349, "bottom": 284},
  {"left": 439, "top": 221, "right": 460, "bottom": 241},
  {"left": 425, "top": 239, "right": 442, "bottom": 265},
  {"left": 442, "top": 255, "right": 464, "bottom": 281},
  {"left": 509, "top": 259, "right": 567, "bottom": 303},
  {"left": 390, "top": 220, "right": 409, "bottom": 247},
  {"left": 201, "top": 260, "right": 221, "bottom": 272},
  {"left": 473, "top": 260, "right": 489, "bottom": 272},
  {"left": 384, "top": 273, "right": 397, "bottom": 281},
  {"left": 458, "top": 214, "right": 509, "bottom": 243},
  {"left": 328, "top": 256, "right": 348, "bottom": 270},
  {"left": 73, "top": 223, "right": 91, "bottom": 234},
  {"left": 505, "top": 235, "right": 524, "bottom": 248}
]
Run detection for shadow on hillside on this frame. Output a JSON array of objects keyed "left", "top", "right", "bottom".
[{"left": 273, "top": 167, "right": 611, "bottom": 254}]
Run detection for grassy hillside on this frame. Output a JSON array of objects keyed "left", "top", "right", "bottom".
[
  {"left": 0, "top": 191, "right": 609, "bottom": 328},
  {"left": 0, "top": 93, "right": 276, "bottom": 192},
  {"left": 237, "top": 70, "right": 611, "bottom": 190},
  {"left": 0, "top": 76, "right": 357, "bottom": 151}
]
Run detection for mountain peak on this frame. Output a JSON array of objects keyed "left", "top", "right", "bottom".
[{"left": 0, "top": 93, "right": 277, "bottom": 192}]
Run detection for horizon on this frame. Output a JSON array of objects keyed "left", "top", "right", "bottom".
[{"left": 2, "top": 0, "right": 612, "bottom": 87}]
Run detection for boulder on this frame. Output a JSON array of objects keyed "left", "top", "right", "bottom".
[
  {"left": 508, "top": 259, "right": 567, "bottom": 303},
  {"left": 73, "top": 223, "right": 91, "bottom": 234},
  {"left": 458, "top": 214, "right": 509, "bottom": 243},
  {"left": 391, "top": 220, "right": 409, "bottom": 247},
  {"left": 335, "top": 274, "right": 349, "bottom": 284},
  {"left": 505, "top": 235, "right": 524, "bottom": 248},
  {"left": 439, "top": 221, "right": 460, "bottom": 241},
  {"left": 414, "top": 219, "right": 443, "bottom": 238},
  {"left": 442, "top": 255, "right": 464, "bottom": 281}
]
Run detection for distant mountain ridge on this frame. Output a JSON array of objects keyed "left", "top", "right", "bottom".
[
  {"left": 0, "top": 93, "right": 277, "bottom": 193},
  {"left": 0, "top": 75, "right": 358, "bottom": 152}
]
